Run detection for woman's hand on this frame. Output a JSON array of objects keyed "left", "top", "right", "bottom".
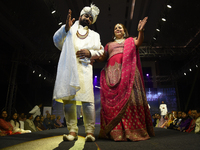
[
  {"left": 137, "top": 17, "right": 148, "bottom": 31},
  {"left": 65, "top": 9, "right": 75, "bottom": 32}
]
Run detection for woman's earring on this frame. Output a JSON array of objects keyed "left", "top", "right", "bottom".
[
  {"left": 114, "top": 36, "right": 116, "bottom": 40},
  {"left": 124, "top": 33, "right": 126, "bottom": 37}
]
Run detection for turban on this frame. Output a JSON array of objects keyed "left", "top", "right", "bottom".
[{"left": 80, "top": 4, "right": 100, "bottom": 24}]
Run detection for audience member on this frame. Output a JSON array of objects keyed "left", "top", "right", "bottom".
[
  {"left": 10, "top": 112, "right": 31, "bottom": 133},
  {"left": 44, "top": 113, "right": 54, "bottom": 129},
  {"left": 24, "top": 113, "right": 37, "bottom": 132},
  {"left": 194, "top": 108, "right": 200, "bottom": 134},
  {"left": 33, "top": 115, "right": 44, "bottom": 131},
  {"left": 177, "top": 111, "right": 192, "bottom": 132},
  {"left": 40, "top": 115, "right": 47, "bottom": 130},
  {"left": 18, "top": 113, "right": 26, "bottom": 130},
  {"left": 50, "top": 115, "right": 58, "bottom": 129},
  {"left": 55, "top": 115, "right": 64, "bottom": 128},
  {"left": 185, "top": 109, "right": 197, "bottom": 133},
  {"left": 155, "top": 114, "right": 165, "bottom": 128},
  {"left": 0, "top": 110, "right": 20, "bottom": 135},
  {"left": 29, "top": 104, "right": 42, "bottom": 120}
]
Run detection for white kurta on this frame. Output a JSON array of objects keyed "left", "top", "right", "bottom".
[
  {"left": 53, "top": 21, "right": 104, "bottom": 103},
  {"left": 159, "top": 104, "right": 168, "bottom": 116}
]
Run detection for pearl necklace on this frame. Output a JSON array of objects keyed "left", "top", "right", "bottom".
[{"left": 115, "top": 38, "right": 125, "bottom": 44}]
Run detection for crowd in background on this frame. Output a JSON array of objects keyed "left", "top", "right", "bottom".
[
  {"left": 0, "top": 104, "right": 64, "bottom": 136},
  {"left": 1, "top": 103, "right": 200, "bottom": 136},
  {"left": 152, "top": 108, "right": 200, "bottom": 134}
]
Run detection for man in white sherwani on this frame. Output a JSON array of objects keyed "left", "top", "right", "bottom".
[
  {"left": 159, "top": 101, "right": 168, "bottom": 117},
  {"left": 53, "top": 4, "right": 104, "bottom": 142}
]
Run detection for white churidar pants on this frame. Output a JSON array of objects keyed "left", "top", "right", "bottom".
[{"left": 63, "top": 100, "right": 95, "bottom": 134}]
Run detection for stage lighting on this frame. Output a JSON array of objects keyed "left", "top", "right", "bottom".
[
  {"left": 156, "top": 29, "right": 160, "bottom": 32},
  {"left": 167, "top": 5, "right": 172, "bottom": 8},
  {"left": 189, "top": 69, "right": 192, "bottom": 71},
  {"left": 58, "top": 22, "right": 62, "bottom": 25},
  {"left": 51, "top": 10, "right": 56, "bottom": 14},
  {"left": 162, "top": 18, "right": 166, "bottom": 21},
  {"left": 184, "top": 73, "right": 186, "bottom": 75},
  {"left": 33, "top": 70, "right": 35, "bottom": 73},
  {"left": 39, "top": 74, "right": 42, "bottom": 77},
  {"left": 146, "top": 74, "right": 149, "bottom": 77}
]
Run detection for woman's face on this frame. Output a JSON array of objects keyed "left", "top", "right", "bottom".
[
  {"left": 13, "top": 113, "right": 18, "bottom": 120},
  {"left": 36, "top": 116, "right": 40, "bottom": 122},
  {"left": 114, "top": 24, "right": 125, "bottom": 39}
]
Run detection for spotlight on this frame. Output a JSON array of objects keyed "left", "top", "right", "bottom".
[
  {"left": 39, "top": 74, "right": 41, "bottom": 77},
  {"left": 189, "top": 69, "right": 192, "bottom": 71},
  {"left": 184, "top": 73, "right": 186, "bottom": 75},
  {"left": 95, "top": 76, "right": 97, "bottom": 78},
  {"left": 58, "top": 22, "right": 62, "bottom": 25},
  {"left": 162, "top": 18, "right": 166, "bottom": 21},
  {"left": 153, "top": 37, "right": 156, "bottom": 40},
  {"left": 146, "top": 74, "right": 149, "bottom": 77},
  {"left": 44, "top": 77, "right": 46, "bottom": 80},
  {"left": 33, "top": 70, "right": 35, "bottom": 73},
  {"left": 196, "top": 65, "right": 198, "bottom": 68},
  {"left": 167, "top": 5, "right": 172, "bottom": 8},
  {"left": 156, "top": 29, "right": 160, "bottom": 32},
  {"left": 51, "top": 10, "right": 56, "bottom": 14}
]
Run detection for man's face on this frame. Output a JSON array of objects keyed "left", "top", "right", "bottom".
[
  {"left": 79, "top": 14, "right": 93, "bottom": 27},
  {"left": 2, "top": 111, "right": 7, "bottom": 118}
]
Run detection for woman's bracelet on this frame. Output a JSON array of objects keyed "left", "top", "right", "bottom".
[{"left": 137, "top": 28, "right": 145, "bottom": 32}]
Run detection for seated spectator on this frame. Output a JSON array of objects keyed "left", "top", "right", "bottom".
[
  {"left": 177, "top": 111, "right": 192, "bottom": 132},
  {"left": 167, "top": 111, "right": 178, "bottom": 130},
  {"left": 44, "top": 113, "right": 54, "bottom": 129},
  {"left": 194, "top": 108, "right": 200, "bottom": 134},
  {"left": 40, "top": 115, "right": 47, "bottom": 130},
  {"left": 34, "top": 115, "right": 45, "bottom": 131},
  {"left": 160, "top": 113, "right": 171, "bottom": 128},
  {"left": 185, "top": 109, "right": 197, "bottom": 133},
  {"left": 10, "top": 112, "right": 31, "bottom": 133},
  {"left": 152, "top": 114, "right": 157, "bottom": 127},
  {"left": 55, "top": 115, "right": 64, "bottom": 128},
  {"left": 24, "top": 113, "right": 38, "bottom": 132},
  {"left": 0, "top": 110, "right": 20, "bottom": 135},
  {"left": 51, "top": 115, "right": 58, "bottom": 128},
  {"left": 18, "top": 113, "right": 26, "bottom": 130},
  {"left": 155, "top": 114, "right": 165, "bottom": 128}
]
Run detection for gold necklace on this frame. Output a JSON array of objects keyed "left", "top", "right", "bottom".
[
  {"left": 115, "top": 38, "right": 125, "bottom": 44},
  {"left": 76, "top": 30, "right": 89, "bottom": 39}
]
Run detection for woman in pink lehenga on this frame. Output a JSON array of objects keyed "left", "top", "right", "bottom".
[{"left": 98, "top": 17, "right": 155, "bottom": 141}]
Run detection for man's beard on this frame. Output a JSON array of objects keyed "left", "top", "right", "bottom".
[{"left": 79, "top": 18, "right": 90, "bottom": 27}]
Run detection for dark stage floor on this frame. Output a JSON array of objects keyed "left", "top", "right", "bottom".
[{"left": 0, "top": 125, "right": 200, "bottom": 150}]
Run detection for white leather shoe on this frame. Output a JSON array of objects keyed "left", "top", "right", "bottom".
[
  {"left": 63, "top": 134, "right": 78, "bottom": 141},
  {"left": 85, "top": 134, "right": 95, "bottom": 142}
]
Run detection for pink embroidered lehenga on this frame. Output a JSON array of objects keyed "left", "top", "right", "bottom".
[{"left": 99, "top": 37, "right": 155, "bottom": 141}]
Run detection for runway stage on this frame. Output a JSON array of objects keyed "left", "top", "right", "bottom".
[{"left": 0, "top": 125, "right": 200, "bottom": 150}]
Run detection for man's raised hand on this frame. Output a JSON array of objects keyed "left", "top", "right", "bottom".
[{"left": 65, "top": 9, "right": 75, "bottom": 32}]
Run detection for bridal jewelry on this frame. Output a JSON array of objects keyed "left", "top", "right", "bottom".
[
  {"left": 115, "top": 38, "right": 125, "bottom": 44},
  {"left": 76, "top": 29, "right": 89, "bottom": 39}
]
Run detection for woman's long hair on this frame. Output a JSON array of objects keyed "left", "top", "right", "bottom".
[{"left": 11, "top": 112, "right": 20, "bottom": 128}]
